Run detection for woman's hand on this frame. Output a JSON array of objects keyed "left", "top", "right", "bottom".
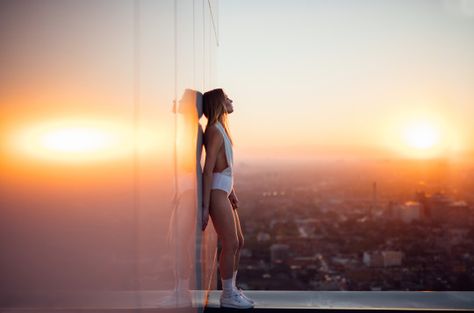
[
  {"left": 228, "top": 190, "right": 239, "bottom": 210},
  {"left": 202, "top": 207, "right": 210, "bottom": 231}
]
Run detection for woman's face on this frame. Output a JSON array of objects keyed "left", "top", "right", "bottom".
[{"left": 223, "top": 93, "right": 234, "bottom": 114}]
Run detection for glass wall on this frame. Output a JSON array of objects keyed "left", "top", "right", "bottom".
[{"left": 0, "top": 0, "right": 218, "bottom": 310}]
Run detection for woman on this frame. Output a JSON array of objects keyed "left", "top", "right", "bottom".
[{"left": 202, "top": 88, "right": 254, "bottom": 309}]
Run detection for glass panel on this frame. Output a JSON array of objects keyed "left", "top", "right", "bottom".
[{"left": 0, "top": 0, "right": 219, "bottom": 310}]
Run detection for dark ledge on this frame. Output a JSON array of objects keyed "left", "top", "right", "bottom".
[
  {"left": 205, "top": 290, "right": 474, "bottom": 312},
  {"left": 1, "top": 290, "right": 473, "bottom": 312}
]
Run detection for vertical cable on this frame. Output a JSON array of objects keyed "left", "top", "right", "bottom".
[
  {"left": 173, "top": 0, "right": 178, "bottom": 200},
  {"left": 174, "top": 0, "right": 178, "bottom": 106},
  {"left": 207, "top": 0, "right": 219, "bottom": 47},
  {"left": 193, "top": 0, "right": 196, "bottom": 89},
  {"left": 132, "top": 0, "right": 141, "bottom": 303},
  {"left": 209, "top": 7, "right": 212, "bottom": 86},
  {"left": 173, "top": 6, "right": 178, "bottom": 195},
  {"left": 173, "top": 0, "right": 179, "bottom": 299},
  {"left": 214, "top": 0, "right": 218, "bottom": 86},
  {"left": 203, "top": 0, "right": 206, "bottom": 90}
]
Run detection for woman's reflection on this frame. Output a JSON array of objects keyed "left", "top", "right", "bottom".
[{"left": 159, "top": 89, "right": 201, "bottom": 308}]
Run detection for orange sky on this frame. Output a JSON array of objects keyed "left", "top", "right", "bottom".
[{"left": 1, "top": 0, "right": 474, "bottom": 173}]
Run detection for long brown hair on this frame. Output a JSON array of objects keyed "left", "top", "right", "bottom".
[{"left": 203, "top": 88, "right": 233, "bottom": 145}]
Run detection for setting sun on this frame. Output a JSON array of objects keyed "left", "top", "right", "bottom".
[
  {"left": 39, "top": 127, "right": 116, "bottom": 153},
  {"left": 403, "top": 121, "right": 440, "bottom": 150},
  {"left": 4, "top": 118, "right": 165, "bottom": 164},
  {"left": 383, "top": 112, "right": 461, "bottom": 159},
  {"left": 9, "top": 119, "right": 135, "bottom": 163}
]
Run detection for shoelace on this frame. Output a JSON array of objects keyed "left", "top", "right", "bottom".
[
  {"left": 237, "top": 288, "right": 249, "bottom": 296},
  {"left": 222, "top": 292, "right": 245, "bottom": 301}
]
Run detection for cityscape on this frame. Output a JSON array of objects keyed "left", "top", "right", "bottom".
[{"left": 229, "top": 157, "right": 474, "bottom": 291}]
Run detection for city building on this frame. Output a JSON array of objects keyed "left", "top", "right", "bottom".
[
  {"left": 363, "top": 251, "right": 403, "bottom": 267},
  {"left": 270, "top": 244, "right": 290, "bottom": 264}
]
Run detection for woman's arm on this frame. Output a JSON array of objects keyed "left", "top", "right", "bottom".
[{"left": 202, "top": 126, "right": 223, "bottom": 230}]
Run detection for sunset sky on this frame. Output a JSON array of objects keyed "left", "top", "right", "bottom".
[
  {"left": 1, "top": 0, "right": 474, "bottom": 169},
  {"left": 218, "top": 0, "right": 474, "bottom": 160}
]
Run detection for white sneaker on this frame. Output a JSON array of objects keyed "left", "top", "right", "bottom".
[
  {"left": 220, "top": 290, "right": 254, "bottom": 309},
  {"left": 236, "top": 288, "right": 254, "bottom": 304}
]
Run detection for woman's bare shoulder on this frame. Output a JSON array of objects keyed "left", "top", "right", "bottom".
[
  {"left": 204, "top": 124, "right": 219, "bottom": 136},
  {"left": 204, "top": 124, "right": 223, "bottom": 144}
]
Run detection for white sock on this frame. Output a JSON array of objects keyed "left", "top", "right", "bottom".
[
  {"left": 222, "top": 278, "right": 234, "bottom": 295},
  {"left": 232, "top": 270, "right": 238, "bottom": 289}
]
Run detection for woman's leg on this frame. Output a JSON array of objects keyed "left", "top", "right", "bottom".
[
  {"left": 231, "top": 209, "right": 255, "bottom": 304},
  {"left": 209, "top": 189, "right": 239, "bottom": 280},
  {"left": 232, "top": 209, "right": 244, "bottom": 273}
]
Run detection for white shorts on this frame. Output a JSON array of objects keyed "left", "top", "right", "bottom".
[{"left": 211, "top": 172, "right": 233, "bottom": 196}]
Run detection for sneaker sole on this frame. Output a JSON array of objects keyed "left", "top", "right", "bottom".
[
  {"left": 220, "top": 298, "right": 253, "bottom": 309},
  {"left": 220, "top": 303, "right": 254, "bottom": 309}
]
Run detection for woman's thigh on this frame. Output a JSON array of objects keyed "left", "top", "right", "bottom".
[{"left": 209, "top": 190, "right": 237, "bottom": 242}]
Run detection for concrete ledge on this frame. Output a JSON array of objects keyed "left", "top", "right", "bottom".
[
  {"left": 206, "top": 291, "right": 474, "bottom": 311},
  {"left": 1, "top": 290, "right": 473, "bottom": 312}
]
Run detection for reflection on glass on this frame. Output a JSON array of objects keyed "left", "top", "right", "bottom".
[
  {"left": 159, "top": 89, "right": 202, "bottom": 308},
  {"left": 0, "top": 0, "right": 220, "bottom": 311}
]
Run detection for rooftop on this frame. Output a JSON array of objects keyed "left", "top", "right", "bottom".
[{"left": 2, "top": 290, "right": 473, "bottom": 312}]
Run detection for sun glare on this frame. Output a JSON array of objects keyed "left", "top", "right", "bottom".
[
  {"left": 11, "top": 119, "right": 136, "bottom": 162},
  {"left": 389, "top": 116, "right": 453, "bottom": 159},
  {"left": 383, "top": 111, "right": 454, "bottom": 159},
  {"left": 39, "top": 127, "right": 115, "bottom": 153},
  {"left": 403, "top": 121, "right": 440, "bottom": 149}
]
